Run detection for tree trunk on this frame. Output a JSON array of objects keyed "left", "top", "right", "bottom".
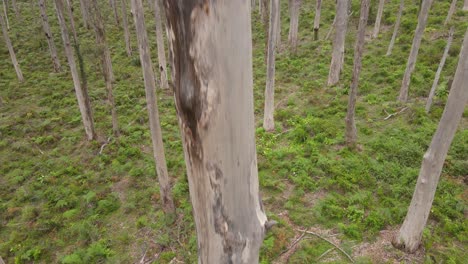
[
  {"left": 2, "top": 0, "right": 9, "bottom": 30},
  {"left": 398, "top": 0, "right": 433, "bottom": 102},
  {"left": 121, "top": 0, "right": 132, "bottom": 56},
  {"left": 162, "top": 1, "right": 270, "bottom": 263},
  {"left": 65, "top": 0, "right": 79, "bottom": 43},
  {"left": 425, "top": 27, "right": 454, "bottom": 113},
  {"left": 0, "top": 11, "right": 23, "bottom": 82},
  {"left": 314, "top": 0, "right": 322, "bottom": 41},
  {"left": 261, "top": 0, "right": 268, "bottom": 24},
  {"left": 327, "top": 0, "right": 348, "bottom": 86},
  {"left": 372, "top": 0, "right": 385, "bottom": 38},
  {"left": 152, "top": 0, "right": 168, "bottom": 89},
  {"left": 89, "top": 0, "right": 119, "bottom": 137},
  {"left": 444, "top": 0, "right": 457, "bottom": 25},
  {"left": 276, "top": 0, "right": 281, "bottom": 47},
  {"left": 11, "top": 0, "right": 20, "bottom": 19},
  {"left": 386, "top": 0, "right": 404, "bottom": 56},
  {"left": 264, "top": 0, "right": 279, "bottom": 132},
  {"left": 393, "top": 28, "right": 468, "bottom": 253},
  {"left": 131, "top": 0, "right": 174, "bottom": 213},
  {"left": 39, "top": 0, "right": 62, "bottom": 72},
  {"left": 55, "top": 0, "right": 96, "bottom": 140},
  {"left": 464, "top": 0, "right": 468, "bottom": 11},
  {"left": 325, "top": 15, "right": 336, "bottom": 41},
  {"left": 109, "top": 0, "right": 120, "bottom": 25},
  {"left": 79, "top": 0, "right": 89, "bottom": 29},
  {"left": 288, "top": 0, "right": 301, "bottom": 52}
]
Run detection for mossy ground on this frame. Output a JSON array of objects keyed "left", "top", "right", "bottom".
[{"left": 0, "top": 1, "right": 467, "bottom": 263}]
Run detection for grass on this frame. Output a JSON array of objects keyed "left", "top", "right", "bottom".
[{"left": 1, "top": 0, "right": 467, "bottom": 263}]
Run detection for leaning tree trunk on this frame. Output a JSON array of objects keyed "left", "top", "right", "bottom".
[
  {"left": 65, "top": 0, "right": 79, "bottom": 43},
  {"left": 2, "top": 0, "right": 9, "bottom": 30},
  {"left": 444, "top": 0, "right": 457, "bottom": 25},
  {"left": 386, "top": 0, "right": 404, "bottom": 56},
  {"left": 89, "top": 0, "right": 119, "bottom": 137},
  {"left": 131, "top": 0, "right": 174, "bottom": 213},
  {"left": 398, "top": 0, "right": 433, "bottom": 102},
  {"left": 79, "top": 0, "right": 89, "bottom": 29},
  {"left": 39, "top": 0, "right": 62, "bottom": 72},
  {"left": 0, "top": 11, "right": 23, "bottom": 82},
  {"left": 345, "top": 0, "right": 369, "bottom": 147},
  {"left": 425, "top": 27, "right": 454, "bottom": 113},
  {"left": 55, "top": 0, "right": 96, "bottom": 140},
  {"left": 162, "top": 1, "right": 270, "bottom": 263},
  {"left": 327, "top": 0, "right": 349, "bottom": 86},
  {"left": 152, "top": 0, "right": 168, "bottom": 89},
  {"left": 288, "top": 0, "right": 301, "bottom": 52},
  {"left": 121, "top": 0, "right": 132, "bottom": 56},
  {"left": 372, "top": 0, "right": 385, "bottom": 38},
  {"left": 393, "top": 28, "right": 468, "bottom": 253},
  {"left": 313, "top": 0, "right": 322, "bottom": 41},
  {"left": 264, "top": 0, "right": 280, "bottom": 132}
]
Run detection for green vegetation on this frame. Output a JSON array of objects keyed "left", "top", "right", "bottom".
[{"left": 1, "top": 0, "right": 467, "bottom": 263}]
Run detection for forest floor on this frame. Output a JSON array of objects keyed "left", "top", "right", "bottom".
[{"left": 1, "top": 1, "right": 467, "bottom": 263}]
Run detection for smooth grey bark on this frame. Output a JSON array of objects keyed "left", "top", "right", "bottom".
[
  {"left": 162, "top": 1, "right": 270, "bottom": 263},
  {"left": 345, "top": 0, "right": 369, "bottom": 147},
  {"left": 398, "top": 0, "right": 433, "bottom": 102},
  {"left": 79, "top": 0, "right": 89, "bottom": 29},
  {"left": 39, "top": 0, "right": 62, "bottom": 72},
  {"left": 372, "top": 0, "right": 385, "bottom": 38},
  {"left": 425, "top": 27, "right": 454, "bottom": 113},
  {"left": 277, "top": 0, "right": 281, "bottom": 47},
  {"left": 65, "top": 0, "right": 78, "bottom": 43},
  {"left": 152, "top": 0, "right": 168, "bottom": 89},
  {"left": 131, "top": 0, "right": 174, "bottom": 213},
  {"left": 264, "top": 0, "right": 279, "bottom": 132},
  {"left": 0, "top": 11, "right": 23, "bottom": 82},
  {"left": 328, "top": 0, "right": 349, "bottom": 86},
  {"left": 288, "top": 0, "right": 301, "bottom": 51},
  {"left": 121, "top": 0, "right": 132, "bottom": 56},
  {"left": 386, "top": 0, "right": 404, "bottom": 56},
  {"left": 55, "top": 0, "right": 96, "bottom": 140},
  {"left": 2, "top": 0, "right": 9, "bottom": 30},
  {"left": 464, "top": 0, "right": 468, "bottom": 11},
  {"left": 393, "top": 28, "right": 468, "bottom": 253},
  {"left": 444, "top": 0, "right": 457, "bottom": 25},
  {"left": 109, "top": 0, "right": 120, "bottom": 25},
  {"left": 314, "top": 0, "right": 322, "bottom": 41}
]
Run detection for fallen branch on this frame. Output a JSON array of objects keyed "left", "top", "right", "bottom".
[
  {"left": 278, "top": 232, "right": 306, "bottom": 257},
  {"left": 317, "top": 247, "right": 335, "bottom": 261},
  {"left": 99, "top": 137, "right": 112, "bottom": 155},
  {"left": 384, "top": 107, "right": 408, "bottom": 120}
]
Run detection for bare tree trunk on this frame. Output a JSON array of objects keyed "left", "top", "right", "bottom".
[
  {"left": 314, "top": 0, "right": 322, "bottom": 41},
  {"left": 79, "top": 0, "right": 89, "bottom": 29},
  {"left": 11, "top": 0, "right": 19, "bottom": 18},
  {"left": 131, "top": 0, "right": 174, "bottom": 213},
  {"left": 264, "top": 0, "right": 279, "bottom": 132},
  {"left": 55, "top": 0, "right": 96, "bottom": 140},
  {"left": 345, "top": 0, "right": 369, "bottom": 147},
  {"left": 393, "top": 28, "right": 468, "bottom": 253},
  {"left": 65, "top": 0, "right": 79, "bottom": 43},
  {"left": 89, "top": 0, "right": 119, "bottom": 137},
  {"left": 109, "top": 0, "right": 120, "bottom": 25},
  {"left": 2, "top": 0, "right": 9, "bottom": 30},
  {"left": 162, "top": 1, "right": 270, "bottom": 262},
  {"left": 398, "top": 0, "right": 433, "bottom": 102},
  {"left": 152, "top": 0, "right": 168, "bottom": 89},
  {"left": 39, "top": 0, "right": 62, "bottom": 72},
  {"left": 386, "top": 0, "right": 404, "bottom": 56},
  {"left": 464, "top": 0, "right": 468, "bottom": 11},
  {"left": 425, "top": 27, "right": 454, "bottom": 113},
  {"left": 121, "top": 0, "right": 132, "bottom": 56},
  {"left": 327, "top": 0, "right": 348, "bottom": 86},
  {"left": 0, "top": 11, "right": 23, "bottom": 81},
  {"left": 288, "top": 0, "right": 301, "bottom": 52},
  {"left": 444, "top": 0, "right": 457, "bottom": 25},
  {"left": 261, "top": 0, "right": 268, "bottom": 24},
  {"left": 372, "top": 0, "right": 385, "bottom": 38},
  {"left": 276, "top": 0, "right": 281, "bottom": 47}
]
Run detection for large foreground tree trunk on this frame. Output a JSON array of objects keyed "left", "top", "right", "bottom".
[
  {"left": 372, "top": 0, "right": 385, "bottom": 38},
  {"left": 55, "top": 0, "right": 96, "bottom": 140},
  {"left": 264, "top": 0, "right": 280, "bottom": 132},
  {"left": 386, "top": 0, "right": 404, "bottom": 56},
  {"left": 288, "top": 0, "right": 301, "bottom": 51},
  {"left": 121, "top": 0, "right": 132, "bottom": 56},
  {"left": 327, "top": 0, "right": 349, "bottom": 86},
  {"left": 398, "top": 0, "right": 433, "bottom": 102},
  {"left": 444, "top": 0, "right": 457, "bottom": 25},
  {"left": 131, "top": 0, "right": 174, "bottom": 213},
  {"left": 152, "top": 0, "right": 168, "bottom": 89},
  {"left": 162, "top": 1, "right": 269, "bottom": 263},
  {"left": 345, "top": 0, "right": 369, "bottom": 147},
  {"left": 313, "top": 0, "right": 322, "bottom": 41},
  {"left": 0, "top": 12, "right": 23, "bottom": 82},
  {"left": 393, "top": 28, "right": 468, "bottom": 253},
  {"left": 39, "top": 0, "right": 62, "bottom": 72}
]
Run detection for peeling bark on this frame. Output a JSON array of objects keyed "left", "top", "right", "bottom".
[
  {"left": 162, "top": 1, "right": 268, "bottom": 262},
  {"left": 372, "top": 0, "right": 385, "bottom": 39},
  {"left": 444, "top": 0, "right": 457, "bottom": 25},
  {"left": 327, "top": 0, "right": 349, "bottom": 86},
  {"left": 386, "top": 0, "right": 404, "bottom": 56},
  {"left": 313, "top": 0, "right": 321, "bottom": 41},
  {"left": 152, "top": 0, "right": 168, "bottom": 89},
  {"left": 0, "top": 10, "right": 23, "bottom": 82},
  {"left": 121, "top": 0, "right": 132, "bottom": 56},
  {"left": 39, "top": 0, "right": 62, "bottom": 72},
  {"left": 288, "top": 0, "right": 301, "bottom": 51}
]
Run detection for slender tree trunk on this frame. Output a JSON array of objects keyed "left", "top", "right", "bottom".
[
  {"left": 11, "top": 0, "right": 19, "bottom": 19},
  {"left": 444, "top": 0, "right": 457, "bottom": 25},
  {"left": 2, "top": 0, "right": 9, "bottom": 30},
  {"left": 372, "top": 0, "right": 385, "bottom": 38},
  {"left": 464, "top": 0, "right": 468, "bottom": 11},
  {"left": 152, "top": 0, "right": 168, "bottom": 89},
  {"left": 425, "top": 27, "right": 454, "bottom": 113},
  {"left": 121, "top": 0, "right": 132, "bottom": 56},
  {"left": 288, "top": 0, "right": 301, "bottom": 51},
  {"left": 89, "top": 0, "right": 119, "bottom": 137},
  {"left": 131, "top": 0, "right": 174, "bottom": 213},
  {"left": 261, "top": 0, "right": 268, "bottom": 24},
  {"left": 264, "top": 0, "right": 279, "bottom": 132},
  {"left": 325, "top": 15, "right": 336, "bottom": 41},
  {"left": 109, "top": 0, "right": 120, "bottom": 25},
  {"left": 162, "top": 1, "right": 270, "bottom": 263},
  {"left": 314, "top": 0, "right": 322, "bottom": 41},
  {"left": 65, "top": 0, "right": 79, "bottom": 43},
  {"left": 327, "top": 0, "right": 349, "bottom": 86},
  {"left": 393, "top": 28, "right": 468, "bottom": 253},
  {"left": 55, "top": 0, "right": 96, "bottom": 140},
  {"left": 398, "top": 0, "right": 433, "bottom": 102},
  {"left": 0, "top": 11, "right": 23, "bottom": 82},
  {"left": 79, "top": 0, "right": 89, "bottom": 29},
  {"left": 39, "top": 0, "right": 62, "bottom": 72},
  {"left": 386, "top": 0, "right": 404, "bottom": 56}
]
